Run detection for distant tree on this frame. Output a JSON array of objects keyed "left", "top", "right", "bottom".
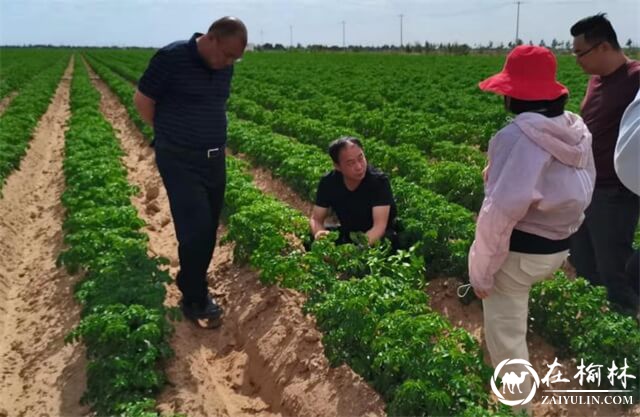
[
  {"left": 551, "top": 38, "right": 559, "bottom": 49},
  {"left": 539, "top": 39, "right": 546, "bottom": 47},
  {"left": 627, "top": 38, "right": 633, "bottom": 48},
  {"left": 516, "top": 38, "right": 524, "bottom": 46},
  {"left": 565, "top": 40, "right": 571, "bottom": 50}
]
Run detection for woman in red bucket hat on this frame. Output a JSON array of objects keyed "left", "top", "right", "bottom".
[{"left": 466, "top": 45, "right": 596, "bottom": 413}]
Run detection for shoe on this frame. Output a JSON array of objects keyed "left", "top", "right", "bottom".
[{"left": 180, "top": 294, "right": 223, "bottom": 327}]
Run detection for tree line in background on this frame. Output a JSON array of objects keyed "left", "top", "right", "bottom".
[
  {"left": 256, "top": 37, "right": 636, "bottom": 54},
  {"left": 3, "top": 38, "right": 636, "bottom": 55}
]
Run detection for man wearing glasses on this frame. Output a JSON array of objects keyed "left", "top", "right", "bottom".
[
  {"left": 134, "top": 17, "right": 247, "bottom": 327},
  {"left": 569, "top": 13, "right": 640, "bottom": 315}
]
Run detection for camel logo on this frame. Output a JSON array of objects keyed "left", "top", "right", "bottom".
[{"left": 490, "top": 358, "right": 541, "bottom": 406}]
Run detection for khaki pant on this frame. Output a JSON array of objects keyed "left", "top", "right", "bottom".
[{"left": 483, "top": 250, "right": 569, "bottom": 415}]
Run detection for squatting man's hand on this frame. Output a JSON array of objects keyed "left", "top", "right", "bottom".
[{"left": 314, "top": 230, "right": 331, "bottom": 240}]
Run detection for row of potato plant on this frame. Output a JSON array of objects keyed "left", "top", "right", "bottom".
[
  {"left": 82, "top": 51, "right": 514, "bottom": 416},
  {"left": 88, "top": 49, "right": 639, "bottom": 401},
  {"left": 0, "top": 54, "right": 69, "bottom": 192},
  {"left": 227, "top": 95, "right": 485, "bottom": 211},
  {"left": 81, "top": 52, "right": 486, "bottom": 211},
  {"left": 223, "top": 155, "right": 515, "bottom": 417},
  {"left": 226, "top": 117, "right": 640, "bottom": 395},
  {"left": 59, "top": 57, "right": 177, "bottom": 417},
  {"left": 0, "top": 48, "right": 71, "bottom": 98},
  {"left": 232, "top": 76, "right": 489, "bottom": 166},
  {"left": 225, "top": 115, "right": 476, "bottom": 278}
]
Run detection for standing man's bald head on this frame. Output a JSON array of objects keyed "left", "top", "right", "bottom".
[
  {"left": 198, "top": 16, "right": 248, "bottom": 70},
  {"left": 208, "top": 16, "right": 248, "bottom": 46}
]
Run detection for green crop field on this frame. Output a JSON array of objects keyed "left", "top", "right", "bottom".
[{"left": 0, "top": 47, "right": 638, "bottom": 417}]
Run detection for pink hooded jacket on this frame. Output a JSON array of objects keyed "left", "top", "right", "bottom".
[{"left": 468, "top": 111, "right": 596, "bottom": 292}]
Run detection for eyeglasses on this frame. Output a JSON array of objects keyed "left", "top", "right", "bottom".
[{"left": 572, "top": 42, "right": 602, "bottom": 58}]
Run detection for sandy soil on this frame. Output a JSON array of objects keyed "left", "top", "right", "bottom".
[
  {"left": 1, "top": 52, "right": 634, "bottom": 417},
  {"left": 0, "top": 91, "right": 18, "bottom": 116},
  {"left": 0, "top": 58, "right": 90, "bottom": 417},
  {"left": 87, "top": 60, "right": 386, "bottom": 417},
  {"left": 247, "top": 164, "right": 314, "bottom": 216}
]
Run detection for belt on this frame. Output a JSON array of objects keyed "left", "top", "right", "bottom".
[{"left": 155, "top": 141, "right": 225, "bottom": 159}]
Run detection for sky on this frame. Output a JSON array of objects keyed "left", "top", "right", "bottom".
[{"left": 0, "top": 0, "right": 638, "bottom": 48}]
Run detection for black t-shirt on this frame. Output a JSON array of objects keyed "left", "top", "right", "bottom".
[{"left": 315, "top": 165, "right": 397, "bottom": 240}]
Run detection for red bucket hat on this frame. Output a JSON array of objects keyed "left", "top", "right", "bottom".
[{"left": 479, "top": 45, "right": 569, "bottom": 101}]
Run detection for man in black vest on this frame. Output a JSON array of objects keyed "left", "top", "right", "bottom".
[
  {"left": 134, "top": 17, "right": 247, "bottom": 327},
  {"left": 310, "top": 137, "right": 398, "bottom": 248}
]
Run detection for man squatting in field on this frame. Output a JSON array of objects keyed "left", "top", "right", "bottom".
[
  {"left": 134, "top": 17, "right": 247, "bottom": 327},
  {"left": 309, "top": 137, "right": 399, "bottom": 249}
]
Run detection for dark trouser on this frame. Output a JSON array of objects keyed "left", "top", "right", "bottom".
[
  {"left": 155, "top": 145, "right": 226, "bottom": 305},
  {"left": 569, "top": 185, "right": 640, "bottom": 312},
  {"left": 627, "top": 250, "right": 640, "bottom": 296}
]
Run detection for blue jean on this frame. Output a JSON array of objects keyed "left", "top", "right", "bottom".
[{"left": 155, "top": 145, "right": 226, "bottom": 305}]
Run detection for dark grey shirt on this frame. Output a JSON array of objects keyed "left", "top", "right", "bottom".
[{"left": 138, "top": 33, "right": 233, "bottom": 149}]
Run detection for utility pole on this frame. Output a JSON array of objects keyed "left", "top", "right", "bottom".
[
  {"left": 341, "top": 20, "right": 346, "bottom": 49},
  {"left": 289, "top": 25, "right": 293, "bottom": 49},
  {"left": 260, "top": 29, "right": 264, "bottom": 45},
  {"left": 515, "top": 1, "right": 523, "bottom": 45},
  {"left": 399, "top": 14, "right": 404, "bottom": 47}
]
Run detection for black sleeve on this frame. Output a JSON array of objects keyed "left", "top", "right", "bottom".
[
  {"left": 137, "top": 50, "right": 172, "bottom": 101},
  {"left": 315, "top": 176, "right": 332, "bottom": 208},
  {"left": 372, "top": 175, "right": 394, "bottom": 207}
]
